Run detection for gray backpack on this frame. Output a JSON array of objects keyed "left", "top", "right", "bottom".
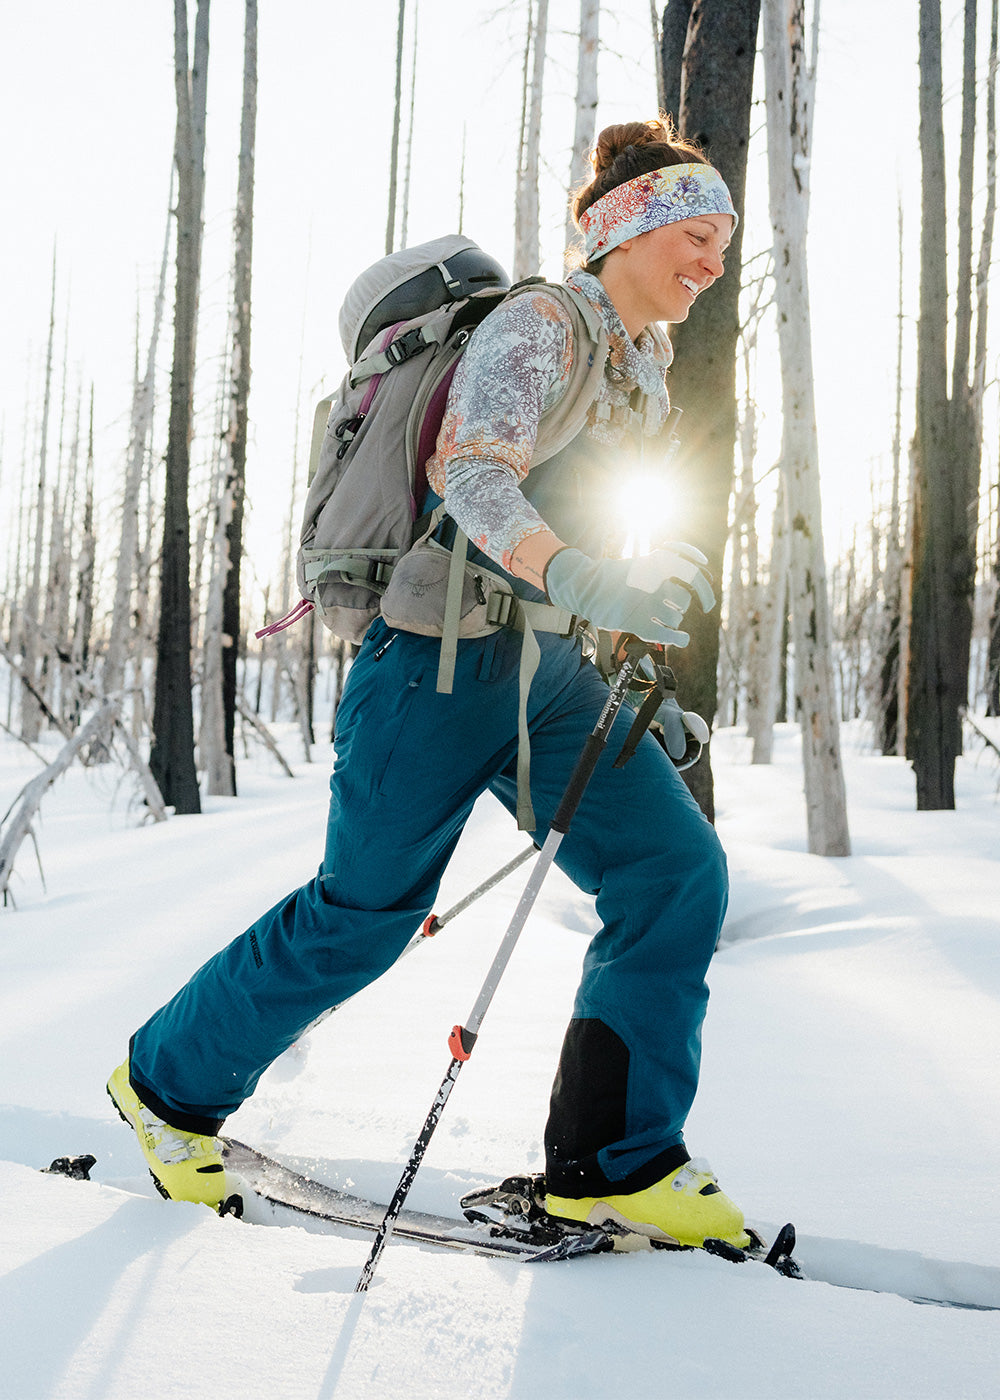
[
  {"left": 268, "top": 235, "right": 614, "bottom": 828},
  {"left": 293, "top": 236, "right": 608, "bottom": 653}
]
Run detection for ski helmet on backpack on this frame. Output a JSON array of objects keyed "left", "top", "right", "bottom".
[{"left": 339, "top": 234, "right": 511, "bottom": 363}]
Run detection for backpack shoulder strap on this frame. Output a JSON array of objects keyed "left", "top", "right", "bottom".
[
  {"left": 308, "top": 393, "right": 337, "bottom": 487},
  {"left": 499, "top": 281, "right": 609, "bottom": 469}
]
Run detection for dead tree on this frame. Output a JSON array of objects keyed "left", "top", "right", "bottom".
[
  {"left": 105, "top": 182, "right": 173, "bottom": 711},
  {"left": 980, "top": 529, "right": 997, "bottom": 716},
  {"left": 399, "top": 0, "right": 419, "bottom": 248},
  {"left": 747, "top": 479, "right": 789, "bottom": 764},
  {"left": 21, "top": 253, "right": 58, "bottom": 744},
  {"left": 202, "top": 0, "right": 257, "bottom": 797},
  {"left": 386, "top": 0, "right": 407, "bottom": 254},
  {"left": 514, "top": 0, "right": 549, "bottom": 279},
  {"left": 199, "top": 337, "right": 233, "bottom": 787},
  {"left": 1, "top": 700, "right": 166, "bottom": 907},
  {"left": 659, "top": 0, "right": 693, "bottom": 123},
  {"left": 723, "top": 271, "right": 771, "bottom": 732},
  {"left": 69, "top": 387, "right": 96, "bottom": 727},
  {"left": 42, "top": 334, "right": 73, "bottom": 725},
  {"left": 978, "top": 0, "right": 999, "bottom": 716},
  {"left": 656, "top": 0, "right": 761, "bottom": 821},
  {"left": 908, "top": 0, "right": 984, "bottom": 808},
  {"left": 874, "top": 204, "right": 907, "bottom": 755},
  {"left": 762, "top": 0, "right": 849, "bottom": 854},
  {"left": 565, "top": 0, "right": 600, "bottom": 259},
  {"left": 149, "top": 0, "right": 210, "bottom": 815},
  {"left": 650, "top": 1, "right": 667, "bottom": 112}
]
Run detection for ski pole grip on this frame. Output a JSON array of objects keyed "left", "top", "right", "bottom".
[
  {"left": 549, "top": 646, "right": 643, "bottom": 835},
  {"left": 550, "top": 734, "right": 606, "bottom": 834}
]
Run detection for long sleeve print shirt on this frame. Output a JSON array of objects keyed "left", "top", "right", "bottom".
[{"left": 424, "top": 270, "right": 674, "bottom": 573}]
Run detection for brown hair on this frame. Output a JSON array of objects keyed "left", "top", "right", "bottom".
[{"left": 570, "top": 116, "right": 709, "bottom": 270}]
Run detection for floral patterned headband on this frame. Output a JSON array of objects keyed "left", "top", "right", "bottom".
[{"left": 578, "top": 162, "right": 737, "bottom": 262}]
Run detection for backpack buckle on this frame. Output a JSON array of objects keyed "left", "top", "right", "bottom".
[
  {"left": 384, "top": 328, "right": 428, "bottom": 366},
  {"left": 334, "top": 413, "right": 365, "bottom": 460},
  {"left": 366, "top": 559, "right": 392, "bottom": 585},
  {"left": 487, "top": 593, "right": 516, "bottom": 628}
]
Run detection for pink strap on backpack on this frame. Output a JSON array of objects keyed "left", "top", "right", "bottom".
[{"left": 254, "top": 597, "right": 315, "bottom": 639}]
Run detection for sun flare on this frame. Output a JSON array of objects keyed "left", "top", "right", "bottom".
[{"left": 617, "top": 471, "right": 680, "bottom": 556}]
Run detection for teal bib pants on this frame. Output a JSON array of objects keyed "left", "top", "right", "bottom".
[{"left": 130, "top": 617, "right": 728, "bottom": 1196}]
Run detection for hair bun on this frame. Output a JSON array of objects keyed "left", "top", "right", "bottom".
[{"left": 591, "top": 118, "right": 676, "bottom": 175}]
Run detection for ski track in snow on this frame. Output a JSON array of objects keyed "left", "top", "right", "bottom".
[{"left": 2, "top": 719, "right": 1000, "bottom": 1398}]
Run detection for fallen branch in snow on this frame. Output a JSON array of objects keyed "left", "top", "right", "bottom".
[
  {"left": 0, "top": 641, "right": 73, "bottom": 740},
  {"left": 1, "top": 702, "right": 116, "bottom": 904},
  {"left": 0, "top": 716, "right": 48, "bottom": 763},
  {"left": 961, "top": 708, "right": 1000, "bottom": 763},
  {"left": 112, "top": 720, "right": 168, "bottom": 821},
  {"left": 236, "top": 697, "right": 296, "bottom": 778},
  {"left": 0, "top": 701, "right": 168, "bottom": 907}
]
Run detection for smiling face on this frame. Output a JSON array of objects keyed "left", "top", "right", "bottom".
[{"left": 597, "top": 213, "right": 733, "bottom": 338}]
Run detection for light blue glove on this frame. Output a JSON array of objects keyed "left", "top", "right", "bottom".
[
  {"left": 619, "top": 653, "right": 711, "bottom": 770},
  {"left": 654, "top": 696, "right": 711, "bottom": 770},
  {"left": 545, "top": 544, "right": 716, "bottom": 647}
]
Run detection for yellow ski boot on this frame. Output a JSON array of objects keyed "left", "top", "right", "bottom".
[
  {"left": 107, "top": 1060, "right": 228, "bottom": 1211},
  {"left": 546, "top": 1159, "right": 751, "bottom": 1250}
]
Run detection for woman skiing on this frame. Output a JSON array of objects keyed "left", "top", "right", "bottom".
[{"left": 109, "top": 116, "right": 748, "bottom": 1250}]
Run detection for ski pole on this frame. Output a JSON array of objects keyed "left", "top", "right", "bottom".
[
  {"left": 420, "top": 843, "right": 536, "bottom": 937},
  {"left": 302, "top": 845, "right": 537, "bottom": 1038},
  {"left": 355, "top": 644, "right": 646, "bottom": 1292}
]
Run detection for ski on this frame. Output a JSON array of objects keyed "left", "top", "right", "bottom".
[
  {"left": 221, "top": 1143, "right": 800, "bottom": 1274},
  {"left": 43, "top": 1150, "right": 1000, "bottom": 1310},
  {"left": 42, "top": 1143, "right": 797, "bottom": 1271},
  {"left": 220, "top": 1139, "right": 609, "bottom": 1263}
]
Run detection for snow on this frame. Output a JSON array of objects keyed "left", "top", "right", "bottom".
[{"left": 2, "top": 719, "right": 1000, "bottom": 1399}]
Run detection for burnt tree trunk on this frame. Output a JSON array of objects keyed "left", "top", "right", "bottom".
[
  {"left": 657, "top": 0, "right": 761, "bottom": 821},
  {"left": 659, "top": 0, "right": 694, "bottom": 125},
  {"left": 907, "top": 0, "right": 981, "bottom": 809},
  {"left": 149, "top": 0, "right": 210, "bottom": 814},
  {"left": 222, "top": 0, "right": 256, "bottom": 785}
]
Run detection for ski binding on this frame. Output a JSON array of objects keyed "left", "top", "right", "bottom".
[{"left": 460, "top": 1173, "right": 801, "bottom": 1276}]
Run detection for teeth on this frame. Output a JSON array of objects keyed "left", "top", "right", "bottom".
[{"left": 678, "top": 277, "right": 699, "bottom": 295}]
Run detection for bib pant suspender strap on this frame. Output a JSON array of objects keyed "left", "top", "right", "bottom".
[{"left": 434, "top": 526, "right": 578, "bottom": 832}]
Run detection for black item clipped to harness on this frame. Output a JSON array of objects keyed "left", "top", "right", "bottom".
[{"left": 612, "top": 646, "right": 679, "bottom": 769}]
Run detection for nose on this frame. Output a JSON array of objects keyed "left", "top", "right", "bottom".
[{"left": 701, "top": 245, "right": 725, "bottom": 279}]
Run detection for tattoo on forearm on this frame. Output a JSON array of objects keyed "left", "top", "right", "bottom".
[{"left": 513, "top": 552, "right": 546, "bottom": 586}]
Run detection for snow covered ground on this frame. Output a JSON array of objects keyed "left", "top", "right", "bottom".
[{"left": 2, "top": 716, "right": 999, "bottom": 1399}]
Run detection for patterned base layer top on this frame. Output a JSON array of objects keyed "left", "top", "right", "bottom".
[{"left": 425, "top": 270, "right": 673, "bottom": 573}]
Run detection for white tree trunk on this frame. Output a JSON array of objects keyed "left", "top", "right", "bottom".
[
  {"left": 747, "top": 479, "right": 789, "bottom": 764},
  {"left": 650, "top": 1, "right": 666, "bottom": 114},
  {"left": 881, "top": 202, "right": 906, "bottom": 754},
  {"left": 70, "top": 387, "right": 97, "bottom": 720},
  {"left": 762, "top": 0, "right": 850, "bottom": 854},
  {"left": 21, "top": 253, "right": 57, "bottom": 743},
  {"left": 199, "top": 391, "right": 232, "bottom": 793},
  {"left": 386, "top": 0, "right": 406, "bottom": 253},
  {"left": 106, "top": 193, "right": 172, "bottom": 708},
  {"left": 565, "top": 0, "right": 600, "bottom": 259},
  {"left": 973, "top": 0, "right": 997, "bottom": 432},
  {"left": 41, "top": 381, "right": 70, "bottom": 722},
  {"left": 721, "top": 368, "right": 760, "bottom": 727},
  {"left": 400, "top": 0, "right": 418, "bottom": 248},
  {"left": 514, "top": 0, "right": 548, "bottom": 278}
]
